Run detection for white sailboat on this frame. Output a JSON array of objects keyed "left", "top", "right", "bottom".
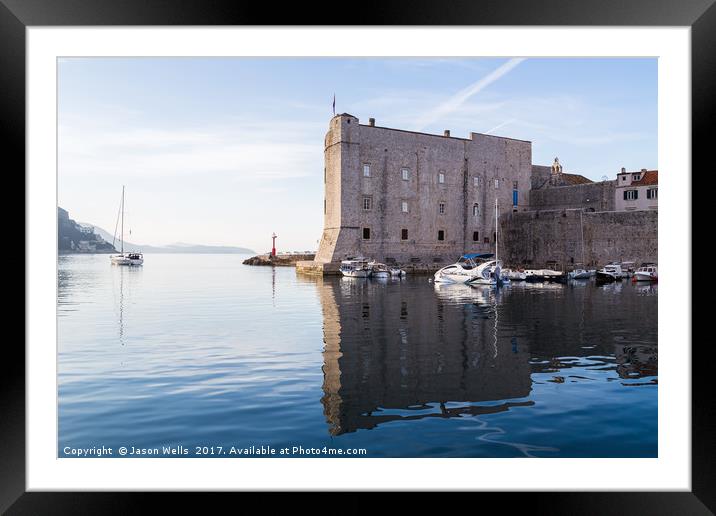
[{"left": 110, "top": 186, "right": 144, "bottom": 266}]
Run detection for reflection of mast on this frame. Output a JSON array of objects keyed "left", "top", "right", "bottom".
[{"left": 118, "top": 266, "right": 125, "bottom": 345}]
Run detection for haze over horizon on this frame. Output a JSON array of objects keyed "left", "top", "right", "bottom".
[{"left": 59, "top": 57, "right": 657, "bottom": 252}]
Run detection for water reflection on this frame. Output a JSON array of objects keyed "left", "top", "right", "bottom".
[
  {"left": 319, "top": 279, "right": 533, "bottom": 436},
  {"left": 318, "top": 277, "right": 657, "bottom": 437}
]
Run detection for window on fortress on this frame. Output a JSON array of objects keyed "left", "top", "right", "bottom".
[
  {"left": 438, "top": 202, "right": 445, "bottom": 215},
  {"left": 402, "top": 201, "right": 409, "bottom": 213},
  {"left": 495, "top": 179, "right": 500, "bottom": 189},
  {"left": 402, "top": 168, "right": 410, "bottom": 180},
  {"left": 474, "top": 177, "right": 479, "bottom": 187},
  {"left": 363, "top": 228, "right": 371, "bottom": 239},
  {"left": 473, "top": 203, "right": 479, "bottom": 217},
  {"left": 363, "top": 164, "right": 371, "bottom": 177},
  {"left": 438, "top": 230, "right": 445, "bottom": 241},
  {"left": 513, "top": 181, "right": 518, "bottom": 190},
  {"left": 363, "top": 196, "right": 372, "bottom": 210},
  {"left": 484, "top": 237, "right": 490, "bottom": 244},
  {"left": 647, "top": 188, "right": 658, "bottom": 199},
  {"left": 473, "top": 231, "right": 479, "bottom": 242},
  {"left": 624, "top": 190, "right": 638, "bottom": 201},
  {"left": 401, "top": 229, "right": 408, "bottom": 240},
  {"left": 438, "top": 172, "right": 445, "bottom": 184}
]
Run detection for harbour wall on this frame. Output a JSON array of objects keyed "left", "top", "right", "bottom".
[
  {"left": 501, "top": 209, "right": 657, "bottom": 269},
  {"left": 529, "top": 181, "right": 616, "bottom": 212}
]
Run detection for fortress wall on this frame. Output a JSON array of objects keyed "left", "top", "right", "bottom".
[{"left": 501, "top": 209, "right": 658, "bottom": 269}]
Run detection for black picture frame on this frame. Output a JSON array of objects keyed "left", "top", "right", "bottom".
[{"left": 6, "top": 0, "right": 709, "bottom": 512}]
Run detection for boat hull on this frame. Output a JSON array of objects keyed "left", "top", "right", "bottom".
[{"left": 633, "top": 272, "right": 657, "bottom": 281}]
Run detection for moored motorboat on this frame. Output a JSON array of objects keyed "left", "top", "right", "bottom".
[
  {"left": 389, "top": 267, "right": 406, "bottom": 277},
  {"left": 596, "top": 263, "right": 623, "bottom": 282},
  {"left": 568, "top": 268, "right": 594, "bottom": 280},
  {"left": 340, "top": 258, "right": 371, "bottom": 278},
  {"left": 524, "top": 269, "right": 566, "bottom": 282},
  {"left": 434, "top": 253, "right": 496, "bottom": 285},
  {"left": 633, "top": 264, "right": 657, "bottom": 282},
  {"left": 369, "top": 261, "right": 391, "bottom": 278},
  {"left": 505, "top": 269, "right": 527, "bottom": 281}
]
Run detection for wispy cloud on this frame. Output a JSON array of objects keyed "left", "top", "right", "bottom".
[
  {"left": 58, "top": 117, "right": 324, "bottom": 181},
  {"left": 412, "top": 58, "right": 526, "bottom": 131}
]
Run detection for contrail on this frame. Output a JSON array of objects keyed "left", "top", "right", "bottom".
[
  {"left": 414, "top": 58, "right": 526, "bottom": 132},
  {"left": 485, "top": 118, "right": 517, "bottom": 135}
]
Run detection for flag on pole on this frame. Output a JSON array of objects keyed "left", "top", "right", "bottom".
[{"left": 332, "top": 94, "right": 336, "bottom": 116}]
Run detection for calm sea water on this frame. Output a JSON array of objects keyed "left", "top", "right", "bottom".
[{"left": 58, "top": 254, "right": 657, "bottom": 458}]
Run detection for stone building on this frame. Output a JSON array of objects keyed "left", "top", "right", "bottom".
[
  {"left": 529, "top": 158, "right": 616, "bottom": 212},
  {"left": 615, "top": 168, "right": 658, "bottom": 211},
  {"left": 314, "top": 114, "right": 532, "bottom": 267}
]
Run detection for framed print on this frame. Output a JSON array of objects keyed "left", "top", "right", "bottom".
[{"left": 6, "top": 0, "right": 711, "bottom": 512}]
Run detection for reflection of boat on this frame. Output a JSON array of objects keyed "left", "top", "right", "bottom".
[
  {"left": 369, "top": 261, "right": 391, "bottom": 278},
  {"left": 596, "top": 263, "right": 622, "bottom": 282},
  {"left": 633, "top": 264, "right": 657, "bottom": 282},
  {"left": 340, "top": 258, "right": 371, "bottom": 277},
  {"left": 110, "top": 185, "right": 144, "bottom": 266},
  {"left": 433, "top": 281, "right": 496, "bottom": 305},
  {"left": 434, "top": 253, "right": 497, "bottom": 285}
]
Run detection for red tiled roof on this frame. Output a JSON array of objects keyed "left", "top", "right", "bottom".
[
  {"left": 632, "top": 170, "right": 658, "bottom": 186},
  {"left": 561, "top": 173, "right": 593, "bottom": 185}
]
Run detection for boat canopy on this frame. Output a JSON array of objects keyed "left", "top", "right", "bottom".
[{"left": 461, "top": 253, "right": 494, "bottom": 260}]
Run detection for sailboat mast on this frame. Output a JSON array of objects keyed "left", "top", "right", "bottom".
[
  {"left": 495, "top": 197, "right": 498, "bottom": 262},
  {"left": 121, "top": 185, "right": 125, "bottom": 254},
  {"left": 580, "top": 209, "right": 585, "bottom": 265}
]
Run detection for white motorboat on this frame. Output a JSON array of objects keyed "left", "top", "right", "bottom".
[
  {"left": 505, "top": 269, "right": 527, "bottom": 281},
  {"left": 568, "top": 268, "right": 594, "bottom": 280},
  {"left": 340, "top": 258, "right": 371, "bottom": 278},
  {"left": 110, "top": 185, "right": 144, "bottom": 266},
  {"left": 620, "top": 261, "right": 637, "bottom": 278},
  {"left": 369, "top": 261, "right": 391, "bottom": 278},
  {"left": 596, "top": 262, "right": 623, "bottom": 282},
  {"left": 633, "top": 264, "right": 657, "bottom": 282},
  {"left": 524, "top": 269, "right": 567, "bottom": 282},
  {"left": 434, "top": 253, "right": 497, "bottom": 285}
]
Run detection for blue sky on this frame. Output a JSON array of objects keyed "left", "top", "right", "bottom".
[{"left": 58, "top": 57, "right": 657, "bottom": 252}]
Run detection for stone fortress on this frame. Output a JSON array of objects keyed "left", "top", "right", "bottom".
[{"left": 299, "top": 114, "right": 657, "bottom": 274}]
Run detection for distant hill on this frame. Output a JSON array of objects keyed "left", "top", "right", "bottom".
[
  {"left": 59, "top": 207, "right": 116, "bottom": 253},
  {"left": 85, "top": 224, "right": 255, "bottom": 254}
]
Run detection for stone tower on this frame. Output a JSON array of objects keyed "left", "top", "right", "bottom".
[{"left": 315, "top": 114, "right": 362, "bottom": 263}]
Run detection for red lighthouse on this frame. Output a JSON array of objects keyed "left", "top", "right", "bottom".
[{"left": 271, "top": 232, "right": 277, "bottom": 257}]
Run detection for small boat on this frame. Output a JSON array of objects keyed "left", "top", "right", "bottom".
[
  {"left": 110, "top": 185, "right": 144, "bottom": 266},
  {"left": 369, "top": 261, "right": 391, "bottom": 278},
  {"left": 633, "top": 264, "right": 658, "bottom": 282},
  {"left": 505, "top": 269, "right": 527, "bottom": 281},
  {"left": 568, "top": 268, "right": 594, "bottom": 280},
  {"left": 434, "top": 253, "right": 496, "bottom": 285},
  {"left": 596, "top": 263, "right": 623, "bottom": 282},
  {"left": 389, "top": 267, "right": 406, "bottom": 277},
  {"left": 620, "top": 261, "right": 637, "bottom": 278},
  {"left": 340, "top": 257, "right": 371, "bottom": 278},
  {"left": 524, "top": 269, "right": 566, "bottom": 282}
]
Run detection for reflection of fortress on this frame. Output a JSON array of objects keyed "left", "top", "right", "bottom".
[{"left": 317, "top": 278, "right": 532, "bottom": 436}]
